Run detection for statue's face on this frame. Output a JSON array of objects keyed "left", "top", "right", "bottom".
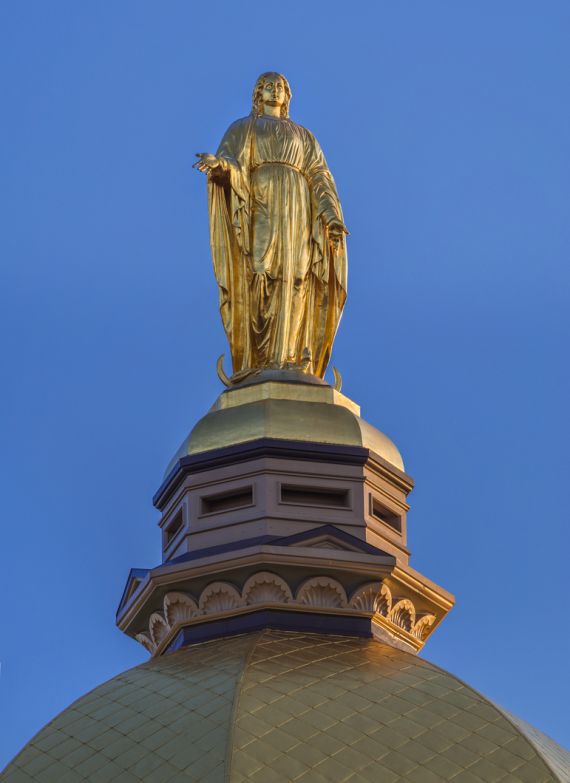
[{"left": 261, "top": 76, "right": 286, "bottom": 110}]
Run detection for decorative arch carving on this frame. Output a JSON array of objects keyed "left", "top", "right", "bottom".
[
  {"left": 412, "top": 613, "right": 436, "bottom": 640},
  {"left": 242, "top": 572, "right": 293, "bottom": 605},
  {"left": 135, "top": 633, "right": 155, "bottom": 654},
  {"left": 375, "top": 583, "right": 392, "bottom": 617},
  {"left": 148, "top": 612, "right": 170, "bottom": 646},
  {"left": 297, "top": 577, "right": 347, "bottom": 608},
  {"left": 199, "top": 582, "right": 244, "bottom": 614},
  {"left": 349, "top": 582, "right": 382, "bottom": 613},
  {"left": 389, "top": 599, "right": 416, "bottom": 632},
  {"left": 163, "top": 592, "right": 199, "bottom": 627},
  {"left": 133, "top": 572, "right": 438, "bottom": 657}
]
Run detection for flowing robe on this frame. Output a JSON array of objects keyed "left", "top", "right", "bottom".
[{"left": 208, "top": 114, "right": 347, "bottom": 378}]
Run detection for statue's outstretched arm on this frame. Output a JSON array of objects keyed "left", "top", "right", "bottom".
[{"left": 305, "top": 135, "right": 348, "bottom": 239}]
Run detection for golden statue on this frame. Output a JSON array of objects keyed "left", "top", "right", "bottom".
[{"left": 194, "top": 72, "right": 348, "bottom": 382}]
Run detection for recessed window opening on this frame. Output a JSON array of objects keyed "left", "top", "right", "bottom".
[
  {"left": 370, "top": 496, "right": 401, "bottom": 532},
  {"left": 281, "top": 484, "right": 349, "bottom": 508},
  {"left": 165, "top": 510, "right": 184, "bottom": 545},
  {"left": 201, "top": 486, "right": 253, "bottom": 515}
]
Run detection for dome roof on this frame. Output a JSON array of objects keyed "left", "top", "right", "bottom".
[
  {"left": 4, "top": 631, "right": 568, "bottom": 782},
  {"left": 164, "top": 378, "right": 404, "bottom": 478}
]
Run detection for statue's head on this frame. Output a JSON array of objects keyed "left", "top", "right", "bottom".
[{"left": 252, "top": 72, "right": 292, "bottom": 118}]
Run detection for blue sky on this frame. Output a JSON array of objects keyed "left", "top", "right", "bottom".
[{"left": 1, "top": 0, "right": 569, "bottom": 767}]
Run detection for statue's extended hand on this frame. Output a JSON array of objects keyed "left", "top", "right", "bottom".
[
  {"left": 328, "top": 219, "right": 349, "bottom": 236},
  {"left": 327, "top": 218, "right": 349, "bottom": 250},
  {"left": 193, "top": 153, "right": 221, "bottom": 174}
]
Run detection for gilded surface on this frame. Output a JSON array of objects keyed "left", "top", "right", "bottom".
[
  {"left": 212, "top": 380, "right": 360, "bottom": 416},
  {"left": 194, "top": 73, "right": 348, "bottom": 380},
  {"left": 2, "top": 634, "right": 252, "bottom": 783},
  {"left": 164, "top": 391, "right": 405, "bottom": 476},
  {"left": 4, "top": 631, "right": 567, "bottom": 782}
]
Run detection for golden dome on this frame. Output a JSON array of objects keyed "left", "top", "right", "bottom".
[
  {"left": 164, "top": 376, "right": 405, "bottom": 478},
  {"left": 4, "top": 631, "right": 568, "bottom": 782}
]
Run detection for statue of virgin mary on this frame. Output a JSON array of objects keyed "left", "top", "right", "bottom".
[{"left": 194, "top": 72, "right": 348, "bottom": 381}]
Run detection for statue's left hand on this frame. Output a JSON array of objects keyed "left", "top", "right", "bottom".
[
  {"left": 327, "top": 219, "right": 349, "bottom": 236},
  {"left": 327, "top": 219, "right": 349, "bottom": 250}
]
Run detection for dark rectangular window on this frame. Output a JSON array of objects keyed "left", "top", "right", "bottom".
[
  {"left": 280, "top": 484, "right": 349, "bottom": 508},
  {"left": 370, "top": 496, "right": 401, "bottom": 532},
  {"left": 201, "top": 486, "right": 253, "bottom": 515},
  {"left": 165, "top": 509, "right": 184, "bottom": 545}
]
